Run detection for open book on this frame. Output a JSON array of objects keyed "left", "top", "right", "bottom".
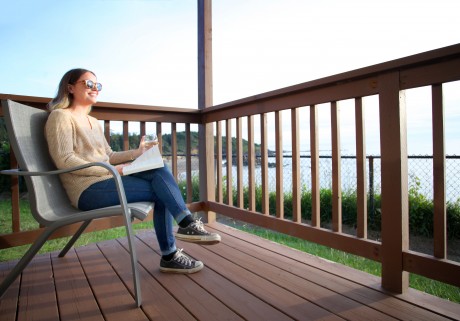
[{"left": 122, "top": 144, "right": 164, "bottom": 175}]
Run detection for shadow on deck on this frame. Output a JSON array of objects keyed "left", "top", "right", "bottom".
[{"left": 1, "top": 222, "right": 459, "bottom": 320}]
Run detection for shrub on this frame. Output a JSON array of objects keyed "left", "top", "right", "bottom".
[
  {"left": 204, "top": 178, "right": 460, "bottom": 239},
  {"left": 447, "top": 200, "right": 460, "bottom": 239}
]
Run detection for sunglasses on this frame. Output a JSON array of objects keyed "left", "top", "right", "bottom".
[{"left": 80, "top": 79, "right": 102, "bottom": 91}]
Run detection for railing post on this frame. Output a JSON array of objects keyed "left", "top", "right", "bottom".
[
  {"left": 197, "top": 0, "right": 216, "bottom": 222},
  {"left": 379, "top": 71, "right": 409, "bottom": 293}
]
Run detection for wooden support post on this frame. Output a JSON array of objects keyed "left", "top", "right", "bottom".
[
  {"left": 379, "top": 72, "right": 409, "bottom": 293},
  {"left": 198, "top": 0, "right": 216, "bottom": 222}
]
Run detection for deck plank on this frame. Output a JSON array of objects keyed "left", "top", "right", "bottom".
[
  {"left": 0, "top": 222, "right": 459, "bottom": 321},
  {"left": 169, "top": 237, "right": 344, "bottom": 320},
  {"left": 51, "top": 249, "right": 103, "bottom": 321},
  {"left": 119, "top": 235, "right": 244, "bottom": 321},
  {"left": 189, "top": 235, "right": 394, "bottom": 320},
  {"left": 76, "top": 243, "right": 148, "bottom": 321},
  {"left": 207, "top": 223, "right": 453, "bottom": 321},
  {"left": 97, "top": 238, "right": 196, "bottom": 320},
  {"left": 18, "top": 253, "right": 59, "bottom": 321},
  {"left": 0, "top": 261, "right": 20, "bottom": 321},
  {"left": 134, "top": 232, "right": 293, "bottom": 321}
]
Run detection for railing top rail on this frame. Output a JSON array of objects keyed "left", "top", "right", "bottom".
[
  {"left": 0, "top": 94, "right": 199, "bottom": 114},
  {"left": 202, "top": 43, "right": 460, "bottom": 114},
  {"left": 0, "top": 94, "right": 201, "bottom": 123}
]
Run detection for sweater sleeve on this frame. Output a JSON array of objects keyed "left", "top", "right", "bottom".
[
  {"left": 93, "top": 120, "right": 134, "bottom": 165},
  {"left": 45, "top": 110, "right": 110, "bottom": 176}
]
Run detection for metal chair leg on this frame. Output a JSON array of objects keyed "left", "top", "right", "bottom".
[
  {"left": 0, "top": 227, "right": 55, "bottom": 298},
  {"left": 59, "top": 220, "right": 92, "bottom": 257}
]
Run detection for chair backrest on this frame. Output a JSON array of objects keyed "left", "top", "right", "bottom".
[{"left": 2, "top": 99, "right": 79, "bottom": 225}]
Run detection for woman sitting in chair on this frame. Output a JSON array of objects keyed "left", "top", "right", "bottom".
[{"left": 45, "top": 68, "right": 220, "bottom": 274}]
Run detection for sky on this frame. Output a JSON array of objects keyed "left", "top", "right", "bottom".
[{"left": 1, "top": 0, "right": 460, "bottom": 155}]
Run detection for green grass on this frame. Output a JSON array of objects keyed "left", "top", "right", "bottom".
[
  {"left": 1, "top": 200, "right": 459, "bottom": 303},
  {"left": 0, "top": 199, "right": 152, "bottom": 261},
  {"left": 0, "top": 223, "right": 153, "bottom": 262}
]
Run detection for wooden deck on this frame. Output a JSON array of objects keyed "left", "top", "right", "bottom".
[{"left": 1, "top": 223, "right": 459, "bottom": 321}]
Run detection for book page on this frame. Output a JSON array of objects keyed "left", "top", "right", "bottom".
[{"left": 122, "top": 144, "right": 164, "bottom": 175}]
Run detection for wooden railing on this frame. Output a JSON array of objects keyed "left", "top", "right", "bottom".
[
  {"left": 1, "top": 43, "right": 460, "bottom": 294},
  {"left": 200, "top": 43, "right": 460, "bottom": 293},
  {"left": 0, "top": 96, "right": 205, "bottom": 248}
]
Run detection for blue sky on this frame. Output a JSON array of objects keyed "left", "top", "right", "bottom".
[{"left": 1, "top": 0, "right": 460, "bottom": 154}]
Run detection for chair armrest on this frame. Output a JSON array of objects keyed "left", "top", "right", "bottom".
[
  {"left": 1, "top": 162, "right": 130, "bottom": 216},
  {"left": 0, "top": 162, "right": 117, "bottom": 177}
]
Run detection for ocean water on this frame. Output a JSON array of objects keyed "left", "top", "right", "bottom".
[{"left": 217, "top": 155, "right": 460, "bottom": 203}]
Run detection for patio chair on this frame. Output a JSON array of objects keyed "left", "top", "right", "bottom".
[{"left": 0, "top": 99, "right": 152, "bottom": 307}]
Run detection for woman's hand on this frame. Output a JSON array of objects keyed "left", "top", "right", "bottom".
[
  {"left": 138, "top": 135, "right": 158, "bottom": 154},
  {"left": 115, "top": 163, "right": 129, "bottom": 175},
  {"left": 125, "top": 135, "right": 158, "bottom": 164}
]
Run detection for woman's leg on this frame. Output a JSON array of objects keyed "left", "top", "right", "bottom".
[
  {"left": 78, "top": 175, "right": 153, "bottom": 209},
  {"left": 134, "top": 167, "right": 221, "bottom": 244},
  {"left": 131, "top": 167, "right": 190, "bottom": 223},
  {"left": 78, "top": 175, "right": 176, "bottom": 255},
  {"left": 132, "top": 167, "right": 221, "bottom": 245},
  {"left": 79, "top": 166, "right": 219, "bottom": 253},
  {"left": 151, "top": 200, "right": 177, "bottom": 256}
]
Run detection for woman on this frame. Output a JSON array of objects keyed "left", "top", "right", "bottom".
[{"left": 45, "top": 68, "right": 220, "bottom": 273}]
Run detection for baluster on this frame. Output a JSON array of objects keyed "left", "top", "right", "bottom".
[
  {"left": 331, "top": 101, "right": 342, "bottom": 233},
  {"left": 248, "top": 115, "right": 255, "bottom": 212},
  {"left": 355, "top": 97, "right": 367, "bottom": 238},
  {"left": 215, "top": 121, "right": 223, "bottom": 202},
  {"left": 275, "top": 111, "right": 284, "bottom": 219},
  {"left": 226, "top": 119, "right": 233, "bottom": 206},
  {"left": 310, "top": 105, "right": 320, "bottom": 227},
  {"left": 261, "top": 113, "right": 269, "bottom": 215},
  {"left": 432, "top": 84, "right": 446, "bottom": 259},
  {"left": 292, "top": 108, "right": 301, "bottom": 223}
]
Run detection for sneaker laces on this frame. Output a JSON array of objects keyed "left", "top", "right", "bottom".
[
  {"left": 191, "top": 218, "right": 207, "bottom": 233},
  {"left": 175, "top": 249, "right": 194, "bottom": 267}
]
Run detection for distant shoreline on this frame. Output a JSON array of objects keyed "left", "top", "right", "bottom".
[{"left": 163, "top": 156, "right": 199, "bottom": 174}]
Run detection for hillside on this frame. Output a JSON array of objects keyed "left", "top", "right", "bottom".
[{"left": 110, "top": 131, "right": 263, "bottom": 155}]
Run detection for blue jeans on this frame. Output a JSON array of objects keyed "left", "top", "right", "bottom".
[{"left": 78, "top": 166, "right": 190, "bottom": 256}]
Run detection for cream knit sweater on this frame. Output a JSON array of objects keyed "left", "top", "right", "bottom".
[{"left": 45, "top": 108, "right": 133, "bottom": 208}]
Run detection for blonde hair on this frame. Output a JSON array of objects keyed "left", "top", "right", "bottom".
[{"left": 47, "top": 68, "right": 96, "bottom": 111}]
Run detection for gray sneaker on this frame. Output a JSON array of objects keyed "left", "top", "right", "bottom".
[
  {"left": 176, "top": 218, "right": 221, "bottom": 244},
  {"left": 160, "top": 249, "right": 204, "bottom": 274}
]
